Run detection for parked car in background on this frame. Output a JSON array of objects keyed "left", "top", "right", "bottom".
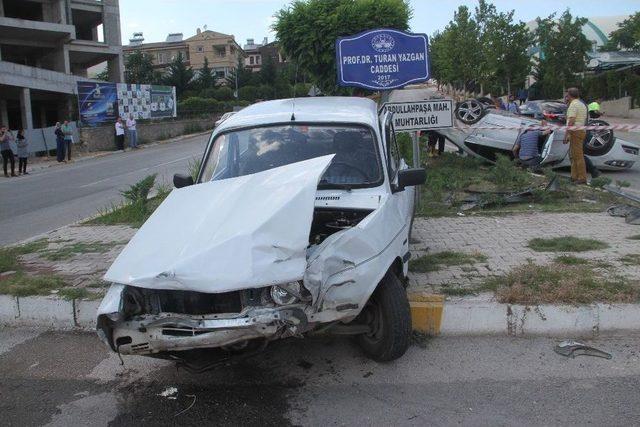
[
  {"left": 518, "top": 100, "right": 567, "bottom": 123},
  {"left": 97, "top": 97, "right": 426, "bottom": 364}
]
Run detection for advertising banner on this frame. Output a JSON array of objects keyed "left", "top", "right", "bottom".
[
  {"left": 117, "top": 84, "right": 177, "bottom": 120},
  {"left": 77, "top": 82, "right": 118, "bottom": 126},
  {"left": 77, "top": 82, "right": 177, "bottom": 126},
  {"left": 336, "top": 28, "right": 429, "bottom": 90}
]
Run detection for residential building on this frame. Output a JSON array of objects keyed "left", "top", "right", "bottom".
[
  {"left": 0, "top": 0, "right": 124, "bottom": 129},
  {"left": 124, "top": 28, "right": 243, "bottom": 82},
  {"left": 186, "top": 28, "right": 243, "bottom": 80},
  {"left": 123, "top": 32, "right": 190, "bottom": 72},
  {"left": 259, "top": 41, "right": 286, "bottom": 69},
  {"left": 244, "top": 37, "right": 267, "bottom": 72}
]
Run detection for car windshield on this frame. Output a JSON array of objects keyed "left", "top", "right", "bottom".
[{"left": 200, "top": 124, "right": 382, "bottom": 188}]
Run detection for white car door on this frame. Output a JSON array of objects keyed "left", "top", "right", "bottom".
[
  {"left": 539, "top": 129, "right": 569, "bottom": 165},
  {"left": 381, "top": 113, "right": 414, "bottom": 234}
]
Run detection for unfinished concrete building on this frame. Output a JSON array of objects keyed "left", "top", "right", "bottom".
[{"left": 0, "top": 0, "right": 124, "bottom": 129}]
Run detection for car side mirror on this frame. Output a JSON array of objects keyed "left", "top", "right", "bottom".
[
  {"left": 394, "top": 168, "right": 426, "bottom": 192},
  {"left": 173, "top": 173, "right": 194, "bottom": 188}
]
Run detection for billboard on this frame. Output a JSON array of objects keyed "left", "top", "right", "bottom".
[
  {"left": 77, "top": 82, "right": 177, "bottom": 126},
  {"left": 117, "top": 84, "right": 177, "bottom": 120},
  {"left": 336, "top": 28, "right": 429, "bottom": 90},
  {"left": 77, "top": 82, "right": 118, "bottom": 126}
]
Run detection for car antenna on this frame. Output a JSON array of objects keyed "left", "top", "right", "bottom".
[{"left": 290, "top": 56, "right": 300, "bottom": 121}]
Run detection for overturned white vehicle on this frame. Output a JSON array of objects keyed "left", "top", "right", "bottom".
[{"left": 97, "top": 97, "right": 426, "bottom": 362}]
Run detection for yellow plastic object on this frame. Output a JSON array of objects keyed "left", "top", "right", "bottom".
[{"left": 407, "top": 293, "right": 444, "bottom": 336}]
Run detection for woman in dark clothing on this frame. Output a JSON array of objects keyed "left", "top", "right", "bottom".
[
  {"left": 1, "top": 125, "right": 16, "bottom": 177},
  {"left": 16, "top": 129, "right": 28, "bottom": 175},
  {"left": 55, "top": 122, "right": 65, "bottom": 162}
]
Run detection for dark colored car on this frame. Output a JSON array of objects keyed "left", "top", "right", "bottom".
[{"left": 519, "top": 100, "right": 567, "bottom": 123}]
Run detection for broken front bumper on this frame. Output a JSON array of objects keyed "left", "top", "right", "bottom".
[{"left": 100, "top": 306, "right": 309, "bottom": 355}]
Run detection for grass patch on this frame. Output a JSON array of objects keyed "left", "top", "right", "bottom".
[
  {"left": 416, "top": 152, "right": 626, "bottom": 217},
  {"left": 409, "top": 250, "right": 487, "bottom": 273},
  {"left": 0, "top": 272, "right": 66, "bottom": 297},
  {"left": 589, "top": 176, "right": 611, "bottom": 188},
  {"left": 0, "top": 239, "right": 49, "bottom": 273},
  {"left": 57, "top": 287, "right": 90, "bottom": 300},
  {"left": 481, "top": 261, "right": 638, "bottom": 305},
  {"left": 85, "top": 174, "right": 170, "bottom": 228},
  {"left": 554, "top": 255, "right": 590, "bottom": 265},
  {"left": 627, "top": 235, "right": 640, "bottom": 241},
  {"left": 620, "top": 254, "right": 640, "bottom": 266},
  {"left": 527, "top": 236, "right": 609, "bottom": 252},
  {"left": 41, "top": 241, "right": 124, "bottom": 261},
  {"left": 440, "top": 286, "right": 477, "bottom": 296}
]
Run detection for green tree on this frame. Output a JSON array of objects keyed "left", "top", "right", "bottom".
[
  {"left": 226, "top": 57, "right": 256, "bottom": 89},
  {"left": 124, "top": 51, "right": 157, "bottom": 84},
  {"left": 197, "top": 57, "right": 217, "bottom": 89},
  {"left": 273, "top": 0, "right": 411, "bottom": 94},
  {"left": 95, "top": 66, "right": 110, "bottom": 82},
  {"left": 260, "top": 55, "right": 277, "bottom": 85},
  {"left": 482, "top": 9, "right": 533, "bottom": 95},
  {"left": 163, "top": 52, "right": 194, "bottom": 98},
  {"left": 603, "top": 12, "right": 640, "bottom": 51},
  {"left": 534, "top": 10, "right": 590, "bottom": 98},
  {"left": 441, "top": 6, "right": 482, "bottom": 92}
]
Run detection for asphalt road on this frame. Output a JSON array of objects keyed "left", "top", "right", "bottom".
[
  {"left": 0, "top": 134, "right": 209, "bottom": 245},
  {"left": 1, "top": 328, "right": 639, "bottom": 426}
]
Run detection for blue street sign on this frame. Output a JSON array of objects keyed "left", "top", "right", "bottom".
[{"left": 336, "top": 28, "right": 429, "bottom": 90}]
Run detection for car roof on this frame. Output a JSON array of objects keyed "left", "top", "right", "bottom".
[{"left": 215, "top": 97, "right": 379, "bottom": 133}]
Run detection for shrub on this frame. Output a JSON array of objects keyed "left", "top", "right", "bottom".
[
  {"left": 590, "top": 176, "right": 611, "bottom": 188},
  {"left": 120, "top": 174, "right": 157, "bottom": 205},
  {"left": 214, "top": 87, "right": 234, "bottom": 101}
]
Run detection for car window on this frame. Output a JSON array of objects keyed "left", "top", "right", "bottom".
[
  {"left": 200, "top": 124, "right": 382, "bottom": 188},
  {"left": 385, "top": 119, "right": 400, "bottom": 179}
]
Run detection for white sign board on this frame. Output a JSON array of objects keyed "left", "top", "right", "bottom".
[{"left": 381, "top": 100, "right": 454, "bottom": 132}]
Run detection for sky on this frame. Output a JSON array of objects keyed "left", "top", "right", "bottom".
[{"left": 119, "top": 0, "right": 639, "bottom": 46}]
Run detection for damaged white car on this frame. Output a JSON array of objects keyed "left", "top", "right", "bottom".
[{"left": 97, "top": 97, "right": 426, "bottom": 362}]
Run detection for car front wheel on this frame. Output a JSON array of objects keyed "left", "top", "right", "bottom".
[{"left": 355, "top": 271, "right": 411, "bottom": 361}]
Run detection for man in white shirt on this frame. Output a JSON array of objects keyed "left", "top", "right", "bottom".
[
  {"left": 126, "top": 114, "right": 138, "bottom": 149},
  {"left": 115, "top": 117, "right": 125, "bottom": 151}
]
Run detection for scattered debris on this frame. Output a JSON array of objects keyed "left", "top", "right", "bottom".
[
  {"left": 158, "top": 386, "right": 179, "bottom": 399},
  {"left": 174, "top": 394, "right": 197, "bottom": 417},
  {"left": 460, "top": 176, "right": 560, "bottom": 211},
  {"left": 607, "top": 205, "right": 640, "bottom": 225},
  {"left": 554, "top": 340, "right": 612, "bottom": 359}
]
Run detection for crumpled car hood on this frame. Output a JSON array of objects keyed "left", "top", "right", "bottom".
[{"left": 103, "top": 155, "right": 334, "bottom": 293}]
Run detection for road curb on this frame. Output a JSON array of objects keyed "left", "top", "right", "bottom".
[
  {"left": 2, "top": 291, "right": 640, "bottom": 336},
  {"left": 409, "top": 292, "right": 640, "bottom": 337}
]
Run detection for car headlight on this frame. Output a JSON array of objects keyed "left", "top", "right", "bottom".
[{"left": 270, "top": 282, "right": 301, "bottom": 306}]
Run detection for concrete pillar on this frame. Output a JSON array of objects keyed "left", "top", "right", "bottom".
[
  {"left": 39, "top": 106, "right": 48, "bottom": 128},
  {"left": 0, "top": 0, "right": 4, "bottom": 17},
  {"left": 19, "top": 88, "right": 34, "bottom": 130},
  {"left": 108, "top": 55, "right": 124, "bottom": 83},
  {"left": 0, "top": 100, "right": 9, "bottom": 127}
]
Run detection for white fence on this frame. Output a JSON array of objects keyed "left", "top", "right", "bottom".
[{"left": 4, "top": 123, "right": 80, "bottom": 155}]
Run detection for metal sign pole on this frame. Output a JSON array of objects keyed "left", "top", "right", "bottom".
[{"left": 411, "top": 131, "right": 420, "bottom": 207}]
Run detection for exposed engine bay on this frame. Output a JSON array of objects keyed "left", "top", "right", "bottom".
[{"left": 309, "top": 207, "right": 372, "bottom": 245}]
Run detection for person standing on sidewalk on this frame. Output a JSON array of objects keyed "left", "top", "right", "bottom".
[
  {"left": 54, "top": 122, "right": 65, "bottom": 162},
  {"left": 1, "top": 125, "right": 16, "bottom": 177},
  {"left": 16, "top": 129, "right": 29, "bottom": 175},
  {"left": 126, "top": 114, "right": 138, "bottom": 149},
  {"left": 115, "top": 117, "right": 125, "bottom": 151},
  {"left": 563, "top": 87, "right": 588, "bottom": 184},
  {"left": 61, "top": 120, "right": 73, "bottom": 161}
]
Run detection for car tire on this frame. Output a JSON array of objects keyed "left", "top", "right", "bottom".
[
  {"left": 455, "top": 99, "right": 484, "bottom": 124},
  {"left": 584, "top": 120, "right": 615, "bottom": 156},
  {"left": 356, "top": 271, "right": 411, "bottom": 362}
]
